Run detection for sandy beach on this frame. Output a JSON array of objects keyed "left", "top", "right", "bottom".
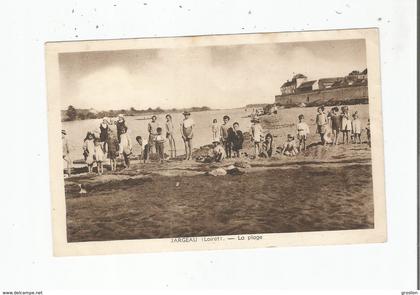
[{"left": 63, "top": 105, "right": 373, "bottom": 242}]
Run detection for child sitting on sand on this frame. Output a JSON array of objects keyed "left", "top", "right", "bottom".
[
  {"left": 296, "top": 114, "right": 310, "bottom": 151},
  {"left": 94, "top": 138, "right": 105, "bottom": 175},
  {"left": 155, "top": 127, "right": 166, "bottom": 162},
  {"left": 260, "top": 133, "right": 274, "bottom": 158},
  {"left": 352, "top": 112, "right": 362, "bottom": 144},
  {"left": 136, "top": 136, "right": 143, "bottom": 160},
  {"left": 82, "top": 132, "right": 95, "bottom": 173},
  {"left": 281, "top": 134, "right": 298, "bottom": 156}
]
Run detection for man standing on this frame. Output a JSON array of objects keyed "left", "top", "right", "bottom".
[{"left": 180, "top": 111, "right": 195, "bottom": 160}]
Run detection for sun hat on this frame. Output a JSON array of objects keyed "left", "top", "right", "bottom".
[
  {"left": 61, "top": 129, "right": 66, "bottom": 135},
  {"left": 182, "top": 111, "right": 191, "bottom": 115},
  {"left": 118, "top": 114, "right": 124, "bottom": 118}
]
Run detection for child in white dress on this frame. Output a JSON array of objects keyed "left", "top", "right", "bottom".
[
  {"left": 352, "top": 112, "right": 362, "bottom": 144},
  {"left": 94, "top": 138, "right": 105, "bottom": 175}
]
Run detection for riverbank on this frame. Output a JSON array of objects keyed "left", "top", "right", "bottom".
[{"left": 64, "top": 105, "right": 374, "bottom": 242}]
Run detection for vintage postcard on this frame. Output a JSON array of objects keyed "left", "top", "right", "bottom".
[{"left": 45, "top": 28, "right": 386, "bottom": 256}]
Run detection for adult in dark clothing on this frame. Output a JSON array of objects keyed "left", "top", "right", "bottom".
[
  {"left": 115, "top": 114, "right": 127, "bottom": 143},
  {"left": 99, "top": 117, "right": 110, "bottom": 142},
  {"left": 229, "top": 122, "right": 244, "bottom": 158}
]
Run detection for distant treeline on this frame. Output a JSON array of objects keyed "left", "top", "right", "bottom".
[{"left": 62, "top": 105, "right": 212, "bottom": 122}]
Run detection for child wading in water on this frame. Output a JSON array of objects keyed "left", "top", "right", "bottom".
[
  {"left": 165, "top": 114, "right": 176, "bottom": 158},
  {"left": 94, "top": 138, "right": 105, "bottom": 175},
  {"left": 82, "top": 132, "right": 95, "bottom": 173},
  {"left": 180, "top": 111, "right": 194, "bottom": 160},
  {"left": 352, "top": 112, "right": 362, "bottom": 144},
  {"left": 230, "top": 122, "right": 244, "bottom": 158},
  {"left": 341, "top": 106, "right": 352, "bottom": 144},
  {"left": 328, "top": 107, "right": 341, "bottom": 145},
  {"left": 316, "top": 106, "right": 328, "bottom": 146},
  {"left": 296, "top": 114, "right": 310, "bottom": 151},
  {"left": 220, "top": 115, "right": 232, "bottom": 158},
  {"left": 155, "top": 127, "right": 166, "bottom": 162},
  {"left": 251, "top": 118, "right": 263, "bottom": 158},
  {"left": 282, "top": 134, "right": 298, "bottom": 156},
  {"left": 211, "top": 119, "right": 220, "bottom": 142},
  {"left": 107, "top": 129, "right": 119, "bottom": 171},
  {"left": 119, "top": 127, "right": 132, "bottom": 168}
]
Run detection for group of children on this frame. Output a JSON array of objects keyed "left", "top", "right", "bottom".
[
  {"left": 62, "top": 105, "right": 370, "bottom": 176},
  {"left": 81, "top": 124, "right": 132, "bottom": 174},
  {"left": 315, "top": 105, "right": 370, "bottom": 147}
]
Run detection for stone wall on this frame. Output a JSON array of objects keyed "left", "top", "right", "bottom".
[{"left": 275, "top": 86, "right": 368, "bottom": 106}]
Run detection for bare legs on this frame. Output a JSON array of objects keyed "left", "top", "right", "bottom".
[
  {"left": 183, "top": 138, "right": 192, "bottom": 160},
  {"left": 168, "top": 134, "right": 176, "bottom": 158}
]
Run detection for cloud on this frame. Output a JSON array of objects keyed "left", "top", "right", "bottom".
[{"left": 60, "top": 40, "right": 366, "bottom": 110}]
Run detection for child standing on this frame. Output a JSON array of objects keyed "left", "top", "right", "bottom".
[
  {"left": 62, "top": 130, "right": 72, "bottom": 177},
  {"left": 119, "top": 127, "right": 132, "bottom": 168},
  {"left": 155, "top": 127, "right": 166, "bottom": 162},
  {"left": 341, "top": 106, "right": 352, "bottom": 144},
  {"left": 135, "top": 136, "right": 143, "bottom": 160},
  {"left": 366, "top": 119, "right": 371, "bottom": 147},
  {"left": 316, "top": 106, "right": 328, "bottom": 146},
  {"left": 94, "top": 138, "right": 105, "bottom": 175},
  {"left": 220, "top": 115, "right": 232, "bottom": 158},
  {"left": 229, "top": 122, "right": 244, "bottom": 158},
  {"left": 296, "top": 114, "right": 310, "bottom": 151},
  {"left": 82, "top": 132, "right": 95, "bottom": 173},
  {"left": 107, "top": 129, "right": 119, "bottom": 171},
  {"left": 251, "top": 118, "right": 263, "bottom": 157},
  {"left": 180, "top": 111, "right": 195, "bottom": 160},
  {"left": 352, "top": 112, "right": 362, "bottom": 144},
  {"left": 328, "top": 107, "right": 341, "bottom": 145},
  {"left": 165, "top": 114, "right": 176, "bottom": 158},
  {"left": 211, "top": 119, "right": 220, "bottom": 142},
  {"left": 147, "top": 115, "right": 159, "bottom": 154},
  {"left": 209, "top": 141, "right": 226, "bottom": 162}
]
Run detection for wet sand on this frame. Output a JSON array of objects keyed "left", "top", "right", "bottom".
[{"left": 64, "top": 106, "right": 374, "bottom": 242}]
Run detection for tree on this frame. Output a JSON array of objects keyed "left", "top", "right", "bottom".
[{"left": 66, "top": 105, "right": 77, "bottom": 121}]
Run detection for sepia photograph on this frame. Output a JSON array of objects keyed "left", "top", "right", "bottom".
[{"left": 45, "top": 29, "right": 386, "bottom": 255}]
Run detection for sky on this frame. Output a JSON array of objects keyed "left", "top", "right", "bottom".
[{"left": 59, "top": 39, "right": 366, "bottom": 110}]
